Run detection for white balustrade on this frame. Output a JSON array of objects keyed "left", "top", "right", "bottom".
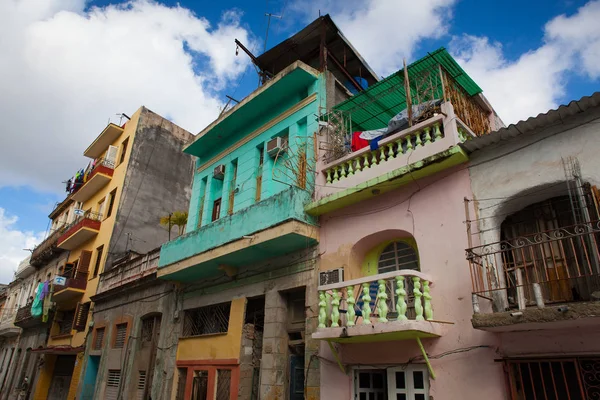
[
  {"left": 317, "top": 270, "right": 434, "bottom": 329},
  {"left": 322, "top": 116, "right": 445, "bottom": 185}
]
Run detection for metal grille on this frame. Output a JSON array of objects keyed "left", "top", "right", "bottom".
[
  {"left": 141, "top": 318, "right": 155, "bottom": 342},
  {"left": 136, "top": 370, "right": 146, "bottom": 400},
  {"left": 114, "top": 323, "right": 127, "bottom": 348},
  {"left": 183, "top": 303, "right": 230, "bottom": 337},
  {"left": 378, "top": 242, "right": 419, "bottom": 273},
  {"left": 93, "top": 328, "right": 105, "bottom": 350},
  {"left": 192, "top": 370, "right": 209, "bottom": 400},
  {"left": 57, "top": 310, "right": 75, "bottom": 335},
  {"left": 216, "top": 369, "right": 231, "bottom": 400},
  {"left": 106, "top": 369, "right": 121, "bottom": 400}
]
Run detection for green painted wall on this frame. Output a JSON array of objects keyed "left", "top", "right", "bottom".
[{"left": 160, "top": 70, "right": 325, "bottom": 272}]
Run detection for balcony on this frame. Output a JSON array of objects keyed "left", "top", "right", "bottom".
[
  {"left": 30, "top": 227, "right": 66, "bottom": 267},
  {"left": 57, "top": 211, "right": 102, "bottom": 250},
  {"left": 84, "top": 123, "right": 124, "bottom": 158},
  {"left": 0, "top": 310, "right": 20, "bottom": 337},
  {"left": 467, "top": 221, "right": 600, "bottom": 332},
  {"left": 14, "top": 303, "right": 53, "bottom": 328},
  {"left": 53, "top": 270, "right": 88, "bottom": 302},
  {"left": 71, "top": 158, "right": 115, "bottom": 203},
  {"left": 312, "top": 269, "right": 446, "bottom": 343},
  {"left": 96, "top": 249, "right": 160, "bottom": 296},
  {"left": 159, "top": 186, "right": 318, "bottom": 281}
]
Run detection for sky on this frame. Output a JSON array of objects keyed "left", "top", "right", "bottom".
[{"left": 0, "top": 0, "right": 599, "bottom": 283}]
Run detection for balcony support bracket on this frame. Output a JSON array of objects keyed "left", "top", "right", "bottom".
[
  {"left": 327, "top": 340, "right": 346, "bottom": 375},
  {"left": 416, "top": 337, "right": 436, "bottom": 380}
]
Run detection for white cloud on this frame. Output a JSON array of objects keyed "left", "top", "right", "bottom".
[
  {"left": 0, "top": 208, "right": 44, "bottom": 285},
  {"left": 451, "top": 0, "right": 600, "bottom": 125},
  {"left": 0, "top": 0, "right": 254, "bottom": 193},
  {"left": 290, "top": 0, "right": 455, "bottom": 76}
]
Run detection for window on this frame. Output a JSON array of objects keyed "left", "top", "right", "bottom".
[
  {"left": 57, "top": 310, "right": 75, "bottom": 335},
  {"left": 93, "top": 328, "right": 105, "bottom": 350},
  {"left": 97, "top": 198, "right": 105, "bottom": 218},
  {"left": 106, "top": 189, "right": 117, "bottom": 219},
  {"left": 176, "top": 368, "right": 187, "bottom": 400},
  {"left": 137, "top": 370, "right": 146, "bottom": 399},
  {"left": 192, "top": 370, "right": 209, "bottom": 400},
  {"left": 355, "top": 366, "right": 429, "bottom": 400},
  {"left": 92, "top": 245, "right": 104, "bottom": 279},
  {"left": 73, "top": 302, "right": 91, "bottom": 331},
  {"left": 506, "top": 358, "right": 597, "bottom": 399},
  {"left": 118, "top": 138, "right": 129, "bottom": 166},
  {"left": 113, "top": 323, "right": 127, "bottom": 348},
  {"left": 141, "top": 315, "right": 161, "bottom": 344},
  {"left": 387, "top": 365, "right": 429, "bottom": 400},
  {"left": 216, "top": 369, "right": 231, "bottom": 400},
  {"left": 212, "top": 198, "right": 222, "bottom": 222},
  {"left": 378, "top": 242, "right": 419, "bottom": 274},
  {"left": 183, "top": 302, "right": 231, "bottom": 337},
  {"left": 197, "top": 177, "right": 208, "bottom": 229},
  {"left": 256, "top": 145, "right": 264, "bottom": 202},
  {"left": 106, "top": 369, "right": 121, "bottom": 399},
  {"left": 228, "top": 160, "right": 238, "bottom": 216}
]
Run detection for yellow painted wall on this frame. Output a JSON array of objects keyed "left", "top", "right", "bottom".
[
  {"left": 176, "top": 298, "right": 246, "bottom": 361},
  {"left": 38, "top": 109, "right": 143, "bottom": 399},
  {"left": 32, "top": 355, "right": 56, "bottom": 400},
  {"left": 47, "top": 107, "right": 142, "bottom": 349}
]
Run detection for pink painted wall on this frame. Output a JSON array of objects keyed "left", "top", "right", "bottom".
[{"left": 317, "top": 165, "right": 506, "bottom": 399}]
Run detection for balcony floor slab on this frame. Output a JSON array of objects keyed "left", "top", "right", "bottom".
[{"left": 312, "top": 320, "right": 447, "bottom": 343}]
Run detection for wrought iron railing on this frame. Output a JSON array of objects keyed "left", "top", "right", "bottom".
[
  {"left": 55, "top": 269, "right": 89, "bottom": 293},
  {"left": 30, "top": 226, "right": 67, "bottom": 266},
  {"left": 59, "top": 210, "right": 102, "bottom": 236},
  {"left": 467, "top": 221, "right": 600, "bottom": 312},
  {"left": 69, "top": 157, "right": 115, "bottom": 195},
  {"left": 96, "top": 249, "right": 160, "bottom": 294},
  {"left": 317, "top": 269, "right": 434, "bottom": 329}
]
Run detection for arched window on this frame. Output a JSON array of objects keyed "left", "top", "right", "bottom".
[{"left": 378, "top": 241, "right": 419, "bottom": 274}]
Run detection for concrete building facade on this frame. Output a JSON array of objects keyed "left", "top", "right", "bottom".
[
  {"left": 32, "top": 106, "right": 194, "bottom": 400},
  {"left": 158, "top": 15, "right": 378, "bottom": 400},
  {"left": 463, "top": 92, "right": 600, "bottom": 398},
  {"left": 310, "top": 49, "right": 507, "bottom": 399}
]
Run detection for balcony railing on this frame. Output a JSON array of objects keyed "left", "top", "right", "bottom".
[
  {"left": 97, "top": 249, "right": 160, "bottom": 295},
  {"left": 30, "top": 226, "right": 67, "bottom": 266},
  {"left": 54, "top": 269, "right": 89, "bottom": 294},
  {"left": 317, "top": 269, "right": 434, "bottom": 329},
  {"left": 57, "top": 211, "right": 102, "bottom": 250},
  {"left": 467, "top": 221, "right": 600, "bottom": 313},
  {"left": 322, "top": 115, "right": 446, "bottom": 185},
  {"left": 71, "top": 158, "right": 115, "bottom": 202}
]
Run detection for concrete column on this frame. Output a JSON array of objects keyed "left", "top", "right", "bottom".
[{"left": 260, "top": 290, "right": 288, "bottom": 400}]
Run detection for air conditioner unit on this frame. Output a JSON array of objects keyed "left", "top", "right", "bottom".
[
  {"left": 266, "top": 137, "right": 288, "bottom": 158},
  {"left": 319, "top": 268, "right": 344, "bottom": 286},
  {"left": 213, "top": 165, "right": 225, "bottom": 180}
]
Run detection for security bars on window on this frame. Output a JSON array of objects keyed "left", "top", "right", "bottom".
[{"left": 183, "top": 302, "right": 231, "bottom": 337}]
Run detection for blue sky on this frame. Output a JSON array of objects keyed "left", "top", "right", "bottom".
[{"left": 0, "top": 0, "right": 598, "bottom": 282}]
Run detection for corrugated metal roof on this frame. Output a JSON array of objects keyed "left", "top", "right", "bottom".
[
  {"left": 331, "top": 47, "right": 483, "bottom": 131},
  {"left": 461, "top": 92, "right": 600, "bottom": 153}
]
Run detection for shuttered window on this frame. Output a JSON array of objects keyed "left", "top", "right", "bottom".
[
  {"left": 113, "top": 323, "right": 127, "bottom": 348},
  {"left": 106, "top": 369, "right": 121, "bottom": 400},
  {"left": 175, "top": 368, "right": 187, "bottom": 400},
  {"left": 74, "top": 302, "right": 90, "bottom": 331},
  {"left": 93, "top": 328, "right": 105, "bottom": 350},
  {"left": 136, "top": 370, "right": 146, "bottom": 400}
]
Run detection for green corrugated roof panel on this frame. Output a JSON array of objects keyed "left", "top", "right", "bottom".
[{"left": 332, "top": 47, "right": 482, "bottom": 131}]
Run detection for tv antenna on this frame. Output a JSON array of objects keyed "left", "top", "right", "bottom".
[{"left": 264, "top": 13, "right": 282, "bottom": 53}]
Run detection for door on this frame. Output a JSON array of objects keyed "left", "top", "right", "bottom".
[
  {"left": 141, "top": 315, "right": 161, "bottom": 400},
  {"left": 47, "top": 355, "right": 76, "bottom": 400},
  {"left": 289, "top": 355, "right": 305, "bottom": 400},
  {"left": 105, "top": 145, "right": 119, "bottom": 168}
]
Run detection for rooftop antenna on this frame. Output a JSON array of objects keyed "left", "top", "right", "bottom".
[{"left": 264, "top": 13, "right": 282, "bottom": 53}]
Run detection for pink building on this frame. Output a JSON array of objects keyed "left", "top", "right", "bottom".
[{"left": 307, "top": 50, "right": 507, "bottom": 400}]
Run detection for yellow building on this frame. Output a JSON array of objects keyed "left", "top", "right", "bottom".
[{"left": 33, "top": 107, "right": 194, "bottom": 400}]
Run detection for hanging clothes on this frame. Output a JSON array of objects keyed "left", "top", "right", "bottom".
[
  {"left": 370, "top": 136, "right": 382, "bottom": 151},
  {"left": 42, "top": 286, "right": 52, "bottom": 323},
  {"left": 30, "top": 282, "right": 44, "bottom": 318},
  {"left": 40, "top": 280, "right": 49, "bottom": 300},
  {"left": 351, "top": 132, "right": 369, "bottom": 152},
  {"left": 359, "top": 128, "right": 387, "bottom": 141}
]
